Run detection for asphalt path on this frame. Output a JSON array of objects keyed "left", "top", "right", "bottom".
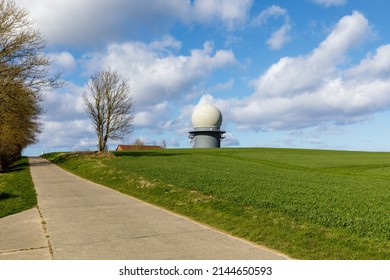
[{"left": 0, "top": 157, "right": 288, "bottom": 260}]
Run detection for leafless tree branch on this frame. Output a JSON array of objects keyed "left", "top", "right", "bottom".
[{"left": 83, "top": 68, "right": 134, "bottom": 152}]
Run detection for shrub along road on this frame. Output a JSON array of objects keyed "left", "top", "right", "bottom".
[{"left": 0, "top": 157, "right": 288, "bottom": 260}]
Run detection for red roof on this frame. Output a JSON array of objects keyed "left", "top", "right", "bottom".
[{"left": 116, "top": 145, "right": 162, "bottom": 151}]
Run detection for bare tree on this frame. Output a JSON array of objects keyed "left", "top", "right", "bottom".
[
  {"left": 0, "top": 0, "right": 60, "bottom": 103},
  {"left": 134, "top": 138, "right": 144, "bottom": 147},
  {"left": 160, "top": 139, "right": 167, "bottom": 149},
  {"left": 83, "top": 68, "right": 135, "bottom": 152}
]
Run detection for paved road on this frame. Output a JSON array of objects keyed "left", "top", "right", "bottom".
[
  {"left": 0, "top": 208, "right": 51, "bottom": 259},
  {"left": 1, "top": 157, "right": 289, "bottom": 260}
]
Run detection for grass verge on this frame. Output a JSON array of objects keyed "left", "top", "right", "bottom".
[
  {"left": 43, "top": 149, "right": 390, "bottom": 259},
  {"left": 0, "top": 157, "right": 37, "bottom": 218}
]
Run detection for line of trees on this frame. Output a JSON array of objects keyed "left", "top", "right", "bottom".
[{"left": 0, "top": 0, "right": 59, "bottom": 171}]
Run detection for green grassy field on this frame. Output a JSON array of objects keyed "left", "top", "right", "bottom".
[
  {"left": 0, "top": 157, "right": 37, "bottom": 218},
  {"left": 44, "top": 148, "right": 390, "bottom": 259}
]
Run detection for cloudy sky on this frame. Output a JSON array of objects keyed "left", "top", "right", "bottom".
[{"left": 18, "top": 0, "right": 390, "bottom": 155}]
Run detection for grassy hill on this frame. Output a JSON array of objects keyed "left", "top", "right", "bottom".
[
  {"left": 0, "top": 157, "right": 37, "bottom": 218},
  {"left": 43, "top": 148, "right": 390, "bottom": 259}
]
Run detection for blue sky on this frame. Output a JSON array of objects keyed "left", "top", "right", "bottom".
[{"left": 17, "top": 0, "right": 390, "bottom": 155}]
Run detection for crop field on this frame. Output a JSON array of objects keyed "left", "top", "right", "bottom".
[{"left": 44, "top": 148, "right": 390, "bottom": 259}]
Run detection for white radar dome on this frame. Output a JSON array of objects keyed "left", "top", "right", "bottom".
[{"left": 191, "top": 103, "right": 223, "bottom": 128}]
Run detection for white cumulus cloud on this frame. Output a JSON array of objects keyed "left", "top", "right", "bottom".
[
  {"left": 252, "top": 5, "right": 291, "bottom": 50},
  {"left": 346, "top": 45, "right": 390, "bottom": 79},
  {"left": 15, "top": 0, "right": 253, "bottom": 47},
  {"left": 192, "top": 0, "right": 252, "bottom": 28},
  {"left": 267, "top": 23, "right": 292, "bottom": 50},
  {"left": 82, "top": 38, "right": 236, "bottom": 109},
  {"left": 49, "top": 52, "right": 76, "bottom": 72},
  {"left": 203, "top": 11, "right": 390, "bottom": 131},
  {"left": 30, "top": 34, "right": 237, "bottom": 151},
  {"left": 252, "top": 11, "right": 370, "bottom": 99}
]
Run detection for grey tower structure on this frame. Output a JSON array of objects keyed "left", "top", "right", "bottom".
[{"left": 189, "top": 104, "right": 225, "bottom": 148}]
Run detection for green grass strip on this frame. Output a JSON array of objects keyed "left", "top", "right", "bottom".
[
  {"left": 43, "top": 149, "right": 390, "bottom": 259},
  {"left": 0, "top": 157, "right": 37, "bottom": 218}
]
